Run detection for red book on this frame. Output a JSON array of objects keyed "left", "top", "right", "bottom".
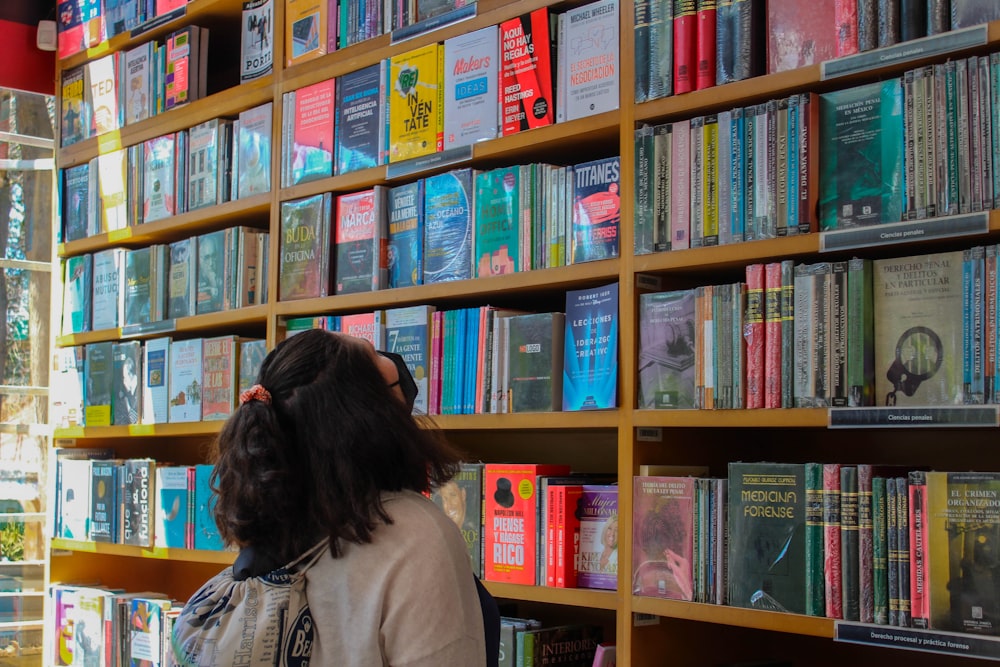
[
  {"left": 695, "top": 0, "right": 717, "bottom": 91},
  {"left": 764, "top": 262, "right": 782, "bottom": 408},
  {"left": 499, "top": 8, "right": 555, "bottom": 136},
  {"left": 673, "top": 0, "right": 697, "bottom": 95},
  {"left": 834, "top": 0, "right": 859, "bottom": 57},
  {"left": 547, "top": 483, "right": 580, "bottom": 588},
  {"left": 429, "top": 310, "right": 443, "bottom": 415},
  {"left": 797, "top": 93, "right": 820, "bottom": 234},
  {"left": 744, "top": 263, "right": 765, "bottom": 409},
  {"left": 823, "top": 463, "right": 844, "bottom": 619},
  {"left": 766, "top": 0, "right": 837, "bottom": 74},
  {"left": 483, "top": 463, "right": 570, "bottom": 585},
  {"left": 908, "top": 471, "right": 928, "bottom": 628}
]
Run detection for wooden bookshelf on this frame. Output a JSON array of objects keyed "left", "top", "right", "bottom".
[{"left": 51, "top": 1, "right": 1000, "bottom": 665}]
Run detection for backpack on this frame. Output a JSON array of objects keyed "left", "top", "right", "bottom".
[{"left": 170, "top": 541, "right": 328, "bottom": 667}]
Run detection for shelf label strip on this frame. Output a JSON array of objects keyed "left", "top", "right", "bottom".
[
  {"left": 836, "top": 621, "right": 1000, "bottom": 661},
  {"left": 821, "top": 25, "right": 988, "bottom": 80},
  {"left": 828, "top": 406, "right": 999, "bottom": 428},
  {"left": 385, "top": 145, "right": 473, "bottom": 180},
  {"left": 391, "top": 3, "right": 478, "bottom": 44},
  {"left": 819, "top": 212, "right": 989, "bottom": 253},
  {"left": 131, "top": 7, "right": 188, "bottom": 38},
  {"left": 120, "top": 319, "right": 176, "bottom": 339}
]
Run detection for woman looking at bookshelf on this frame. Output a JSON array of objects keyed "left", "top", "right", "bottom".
[{"left": 206, "top": 329, "right": 488, "bottom": 665}]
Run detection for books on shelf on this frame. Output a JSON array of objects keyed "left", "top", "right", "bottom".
[
  {"left": 388, "top": 42, "right": 444, "bottom": 163},
  {"left": 279, "top": 193, "right": 334, "bottom": 301},
  {"left": 241, "top": 0, "right": 274, "bottom": 82},
  {"left": 334, "top": 187, "right": 389, "bottom": 294},
  {"left": 237, "top": 102, "right": 273, "bottom": 198},
  {"left": 499, "top": 8, "right": 556, "bottom": 136},
  {"left": 556, "top": 0, "right": 620, "bottom": 123},
  {"left": 443, "top": 25, "right": 500, "bottom": 149},
  {"left": 335, "top": 62, "right": 388, "bottom": 175},
  {"left": 286, "top": 78, "right": 336, "bottom": 186},
  {"left": 423, "top": 169, "right": 474, "bottom": 284},
  {"left": 285, "top": 0, "right": 327, "bottom": 67},
  {"left": 387, "top": 180, "right": 424, "bottom": 289},
  {"left": 168, "top": 338, "right": 203, "bottom": 423},
  {"left": 571, "top": 156, "right": 621, "bottom": 264},
  {"left": 563, "top": 282, "right": 619, "bottom": 411}
]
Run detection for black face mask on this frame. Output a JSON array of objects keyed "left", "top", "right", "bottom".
[{"left": 377, "top": 350, "right": 418, "bottom": 412}]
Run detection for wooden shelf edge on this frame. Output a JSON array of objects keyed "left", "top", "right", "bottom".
[
  {"left": 631, "top": 596, "right": 834, "bottom": 638},
  {"left": 59, "top": 79, "right": 274, "bottom": 168},
  {"left": 54, "top": 421, "right": 223, "bottom": 440},
  {"left": 56, "top": 305, "right": 268, "bottom": 348},
  {"left": 485, "top": 581, "right": 618, "bottom": 610},
  {"left": 58, "top": 195, "right": 272, "bottom": 257},
  {"left": 632, "top": 408, "right": 829, "bottom": 429},
  {"left": 430, "top": 411, "right": 618, "bottom": 431},
  {"left": 275, "top": 260, "right": 621, "bottom": 317},
  {"left": 51, "top": 538, "right": 236, "bottom": 564},
  {"left": 633, "top": 235, "right": 821, "bottom": 274}
]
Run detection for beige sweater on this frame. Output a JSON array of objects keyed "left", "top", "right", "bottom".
[{"left": 306, "top": 490, "right": 487, "bottom": 666}]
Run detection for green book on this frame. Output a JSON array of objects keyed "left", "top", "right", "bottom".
[
  {"left": 727, "top": 462, "right": 808, "bottom": 615},
  {"left": 474, "top": 166, "right": 521, "bottom": 277},
  {"left": 840, "top": 465, "right": 860, "bottom": 621},
  {"left": 872, "top": 476, "right": 889, "bottom": 625},
  {"left": 506, "top": 312, "right": 565, "bottom": 413},
  {"left": 818, "top": 78, "right": 904, "bottom": 231},
  {"left": 805, "top": 462, "right": 825, "bottom": 617}
]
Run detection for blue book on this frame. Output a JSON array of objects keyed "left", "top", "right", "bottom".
[
  {"left": 62, "top": 164, "right": 91, "bottom": 243},
  {"left": 423, "top": 169, "right": 473, "bottom": 284},
  {"left": 103, "top": 0, "right": 139, "bottom": 37},
  {"left": 463, "top": 306, "right": 480, "bottom": 414},
  {"left": 388, "top": 180, "right": 424, "bottom": 288},
  {"left": 787, "top": 95, "right": 801, "bottom": 230},
  {"left": 155, "top": 466, "right": 189, "bottom": 549},
  {"left": 384, "top": 305, "right": 435, "bottom": 414},
  {"left": 90, "top": 460, "right": 118, "bottom": 543},
  {"left": 335, "top": 62, "right": 388, "bottom": 174},
  {"left": 571, "top": 156, "right": 621, "bottom": 263},
  {"left": 193, "top": 464, "right": 224, "bottom": 550},
  {"left": 563, "top": 282, "right": 619, "bottom": 411}
]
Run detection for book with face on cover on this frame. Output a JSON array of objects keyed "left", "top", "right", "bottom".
[
  {"left": 483, "top": 462, "right": 570, "bottom": 585},
  {"left": 430, "top": 462, "right": 484, "bottom": 577}
]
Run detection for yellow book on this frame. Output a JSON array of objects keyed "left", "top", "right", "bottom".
[
  {"left": 285, "top": 0, "right": 327, "bottom": 68},
  {"left": 389, "top": 43, "right": 444, "bottom": 163},
  {"left": 702, "top": 114, "right": 719, "bottom": 243}
]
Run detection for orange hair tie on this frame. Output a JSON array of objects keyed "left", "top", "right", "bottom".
[{"left": 239, "top": 384, "right": 272, "bottom": 406}]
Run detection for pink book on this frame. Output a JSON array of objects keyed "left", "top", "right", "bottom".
[
  {"left": 834, "top": 0, "right": 859, "bottom": 57},
  {"left": 764, "top": 262, "right": 783, "bottom": 408},
  {"left": 670, "top": 119, "right": 691, "bottom": 251},
  {"left": 429, "top": 310, "right": 443, "bottom": 415},
  {"left": 632, "top": 476, "right": 695, "bottom": 601},
  {"left": 823, "top": 463, "right": 844, "bottom": 619},
  {"left": 744, "top": 263, "right": 764, "bottom": 409}
]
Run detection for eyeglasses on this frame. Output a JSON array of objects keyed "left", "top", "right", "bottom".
[{"left": 376, "top": 350, "right": 418, "bottom": 411}]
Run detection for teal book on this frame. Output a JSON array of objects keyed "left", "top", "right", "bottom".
[
  {"left": 637, "top": 289, "right": 696, "bottom": 409},
  {"left": 193, "top": 463, "right": 224, "bottom": 550},
  {"left": 506, "top": 312, "right": 565, "bottom": 412},
  {"left": 383, "top": 305, "right": 435, "bottom": 415},
  {"left": 818, "top": 79, "right": 904, "bottom": 231},
  {"left": 89, "top": 460, "right": 118, "bottom": 542},
  {"left": 84, "top": 341, "right": 114, "bottom": 427},
  {"left": 62, "top": 254, "right": 93, "bottom": 335},
  {"left": 571, "top": 156, "right": 621, "bottom": 263},
  {"left": 804, "top": 462, "right": 825, "bottom": 616},
  {"left": 387, "top": 180, "right": 424, "bottom": 288},
  {"left": 423, "top": 169, "right": 473, "bottom": 284},
  {"left": 238, "top": 339, "right": 267, "bottom": 394},
  {"left": 155, "top": 465, "right": 189, "bottom": 548},
  {"left": 563, "top": 282, "right": 619, "bottom": 411},
  {"left": 727, "top": 461, "right": 808, "bottom": 615},
  {"left": 123, "top": 247, "right": 152, "bottom": 327},
  {"left": 474, "top": 166, "right": 520, "bottom": 277}
]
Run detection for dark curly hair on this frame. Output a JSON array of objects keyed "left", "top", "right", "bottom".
[{"left": 211, "top": 328, "right": 462, "bottom": 563}]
